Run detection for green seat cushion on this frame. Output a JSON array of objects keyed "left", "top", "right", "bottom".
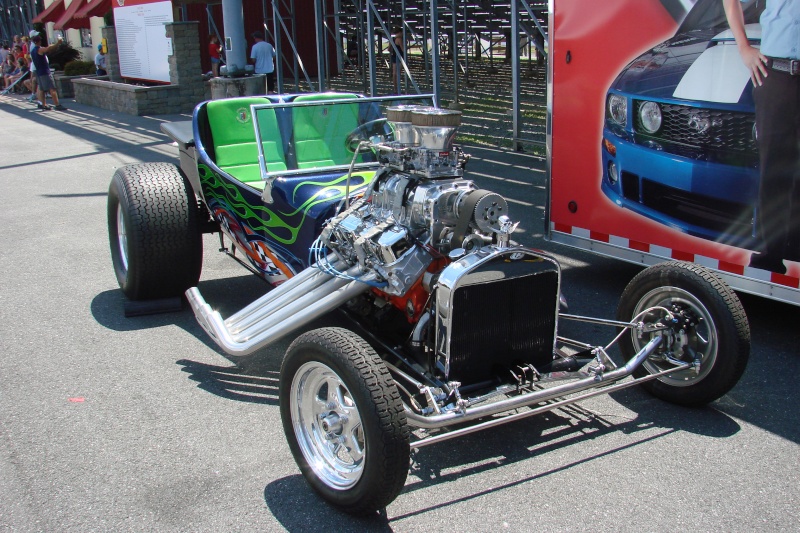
[
  {"left": 292, "top": 93, "right": 361, "bottom": 168},
  {"left": 206, "top": 97, "right": 287, "bottom": 181}
]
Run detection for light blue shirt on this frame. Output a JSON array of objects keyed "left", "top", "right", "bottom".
[
  {"left": 250, "top": 41, "right": 276, "bottom": 74},
  {"left": 759, "top": 0, "right": 800, "bottom": 59}
]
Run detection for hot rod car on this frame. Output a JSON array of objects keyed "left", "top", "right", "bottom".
[{"left": 107, "top": 92, "right": 750, "bottom": 514}]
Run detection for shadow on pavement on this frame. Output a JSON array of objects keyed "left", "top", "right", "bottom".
[{"left": 264, "top": 475, "right": 394, "bottom": 532}]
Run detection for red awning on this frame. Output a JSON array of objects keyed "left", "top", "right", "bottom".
[
  {"left": 75, "top": 0, "right": 110, "bottom": 20},
  {"left": 32, "top": 0, "right": 66, "bottom": 24},
  {"left": 54, "top": 0, "right": 90, "bottom": 30}
]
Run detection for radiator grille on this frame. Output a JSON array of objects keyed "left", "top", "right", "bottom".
[{"left": 446, "top": 261, "right": 558, "bottom": 385}]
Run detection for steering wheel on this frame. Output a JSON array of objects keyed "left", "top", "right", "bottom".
[{"left": 345, "top": 118, "right": 394, "bottom": 153}]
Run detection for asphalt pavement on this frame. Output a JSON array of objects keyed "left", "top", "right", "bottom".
[{"left": 1, "top": 93, "right": 798, "bottom": 532}]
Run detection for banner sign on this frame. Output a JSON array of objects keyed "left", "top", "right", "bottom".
[
  {"left": 114, "top": 0, "right": 173, "bottom": 83},
  {"left": 548, "top": 0, "right": 798, "bottom": 304}
]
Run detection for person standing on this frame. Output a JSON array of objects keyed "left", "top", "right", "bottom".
[
  {"left": 95, "top": 44, "right": 107, "bottom": 76},
  {"left": 390, "top": 27, "right": 404, "bottom": 93},
  {"left": 723, "top": 0, "right": 800, "bottom": 275},
  {"left": 250, "top": 31, "right": 276, "bottom": 93},
  {"left": 209, "top": 35, "right": 222, "bottom": 78},
  {"left": 26, "top": 30, "right": 38, "bottom": 102},
  {"left": 30, "top": 34, "right": 66, "bottom": 111}
]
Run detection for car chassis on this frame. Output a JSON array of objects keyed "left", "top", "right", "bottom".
[{"left": 107, "top": 93, "right": 750, "bottom": 514}]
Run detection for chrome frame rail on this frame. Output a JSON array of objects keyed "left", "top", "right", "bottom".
[
  {"left": 410, "top": 358, "right": 686, "bottom": 449},
  {"left": 404, "top": 336, "right": 664, "bottom": 432}
]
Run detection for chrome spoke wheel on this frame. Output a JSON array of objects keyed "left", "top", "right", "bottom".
[
  {"left": 290, "top": 361, "right": 365, "bottom": 490},
  {"left": 617, "top": 262, "right": 749, "bottom": 406},
  {"left": 631, "top": 286, "right": 717, "bottom": 386}
]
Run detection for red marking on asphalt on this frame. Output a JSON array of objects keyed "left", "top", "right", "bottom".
[{"left": 68, "top": 397, "right": 86, "bottom": 403}]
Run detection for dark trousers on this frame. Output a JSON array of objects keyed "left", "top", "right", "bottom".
[{"left": 752, "top": 68, "right": 800, "bottom": 261}]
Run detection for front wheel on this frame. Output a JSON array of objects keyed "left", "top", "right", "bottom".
[
  {"left": 280, "top": 327, "right": 409, "bottom": 515},
  {"left": 617, "top": 262, "right": 750, "bottom": 406}
]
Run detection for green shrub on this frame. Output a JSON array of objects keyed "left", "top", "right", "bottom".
[
  {"left": 47, "top": 41, "right": 81, "bottom": 71},
  {"left": 63, "top": 60, "right": 96, "bottom": 76}
]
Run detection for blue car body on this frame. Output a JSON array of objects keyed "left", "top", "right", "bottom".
[{"left": 601, "top": 0, "right": 764, "bottom": 247}]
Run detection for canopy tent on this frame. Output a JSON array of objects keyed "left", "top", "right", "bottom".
[
  {"left": 54, "top": 0, "right": 90, "bottom": 30},
  {"left": 75, "top": 0, "right": 110, "bottom": 20},
  {"left": 32, "top": 0, "right": 66, "bottom": 24}
]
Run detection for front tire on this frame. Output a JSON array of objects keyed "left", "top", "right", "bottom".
[
  {"left": 107, "top": 163, "right": 203, "bottom": 300},
  {"left": 280, "top": 327, "right": 409, "bottom": 514},
  {"left": 617, "top": 262, "right": 749, "bottom": 406}
]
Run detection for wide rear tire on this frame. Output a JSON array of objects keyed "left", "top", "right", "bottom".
[
  {"left": 280, "top": 327, "right": 409, "bottom": 515},
  {"left": 617, "top": 262, "right": 750, "bottom": 406},
  {"left": 107, "top": 163, "right": 203, "bottom": 300}
]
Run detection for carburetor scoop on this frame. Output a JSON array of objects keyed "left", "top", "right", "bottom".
[
  {"left": 411, "top": 108, "right": 462, "bottom": 151},
  {"left": 385, "top": 105, "right": 423, "bottom": 145},
  {"left": 380, "top": 106, "right": 465, "bottom": 179}
]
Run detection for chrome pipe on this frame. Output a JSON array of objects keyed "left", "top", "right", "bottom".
[
  {"left": 410, "top": 359, "right": 687, "bottom": 449},
  {"left": 560, "top": 313, "right": 637, "bottom": 329},
  {"left": 225, "top": 255, "right": 342, "bottom": 331},
  {"left": 235, "top": 269, "right": 360, "bottom": 340},
  {"left": 404, "top": 336, "right": 663, "bottom": 430},
  {"left": 186, "top": 273, "right": 376, "bottom": 357},
  {"left": 226, "top": 264, "right": 359, "bottom": 335}
]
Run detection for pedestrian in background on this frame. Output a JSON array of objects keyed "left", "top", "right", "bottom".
[
  {"left": 95, "top": 44, "right": 107, "bottom": 76},
  {"left": 209, "top": 34, "right": 222, "bottom": 78},
  {"left": 30, "top": 34, "right": 66, "bottom": 111},
  {"left": 250, "top": 31, "right": 276, "bottom": 93},
  {"left": 26, "top": 30, "right": 38, "bottom": 102}
]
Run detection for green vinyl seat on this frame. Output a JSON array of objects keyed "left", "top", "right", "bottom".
[
  {"left": 292, "top": 93, "right": 361, "bottom": 170},
  {"left": 206, "top": 97, "right": 287, "bottom": 182}
]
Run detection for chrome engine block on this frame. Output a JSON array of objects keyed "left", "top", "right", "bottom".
[{"left": 319, "top": 106, "right": 510, "bottom": 296}]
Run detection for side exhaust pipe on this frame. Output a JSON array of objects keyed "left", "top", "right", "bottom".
[{"left": 186, "top": 261, "right": 375, "bottom": 357}]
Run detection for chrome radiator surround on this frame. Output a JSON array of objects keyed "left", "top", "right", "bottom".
[{"left": 434, "top": 246, "right": 561, "bottom": 383}]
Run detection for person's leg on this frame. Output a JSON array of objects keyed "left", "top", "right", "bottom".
[
  {"left": 29, "top": 73, "right": 37, "bottom": 101},
  {"left": 36, "top": 73, "right": 46, "bottom": 107},
  {"left": 783, "top": 75, "right": 800, "bottom": 262},
  {"left": 750, "top": 70, "right": 798, "bottom": 272},
  {"left": 51, "top": 87, "right": 64, "bottom": 109}
]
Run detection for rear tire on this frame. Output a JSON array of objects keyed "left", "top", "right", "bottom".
[
  {"left": 107, "top": 163, "right": 203, "bottom": 300},
  {"left": 280, "top": 327, "right": 409, "bottom": 514},
  {"left": 617, "top": 262, "right": 749, "bottom": 406}
]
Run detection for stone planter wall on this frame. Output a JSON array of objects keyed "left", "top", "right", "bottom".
[
  {"left": 72, "top": 21, "right": 207, "bottom": 115},
  {"left": 54, "top": 73, "right": 108, "bottom": 99},
  {"left": 72, "top": 78, "right": 185, "bottom": 115}
]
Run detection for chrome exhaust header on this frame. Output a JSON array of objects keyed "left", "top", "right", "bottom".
[{"left": 186, "top": 259, "right": 375, "bottom": 357}]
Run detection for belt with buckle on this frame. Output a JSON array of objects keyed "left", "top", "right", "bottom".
[{"left": 767, "top": 57, "right": 800, "bottom": 75}]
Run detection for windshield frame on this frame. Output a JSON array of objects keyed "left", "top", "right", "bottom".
[{"left": 251, "top": 93, "right": 436, "bottom": 181}]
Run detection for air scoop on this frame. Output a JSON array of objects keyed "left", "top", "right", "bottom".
[
  {"left": 411, "top": 108, "right": 462, "bottom": 151},
  {"left": 385, "top": 105, "right": 425, "bottom": 145}
]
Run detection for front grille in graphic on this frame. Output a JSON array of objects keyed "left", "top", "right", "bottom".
[{"left": 633, "top": 101, "right": 758, "bottom": 167}]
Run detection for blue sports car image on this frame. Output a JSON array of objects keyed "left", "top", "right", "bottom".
[{"left": 601, "top": 0, "right": 764, "bottom": 247}]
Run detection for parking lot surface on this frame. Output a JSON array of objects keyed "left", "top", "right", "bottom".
[{"left": 1, "top": 95, "right": 798, "bottom": 532}]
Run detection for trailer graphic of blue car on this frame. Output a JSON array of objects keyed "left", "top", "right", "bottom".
[{"left": 601, "top": 0, "right": 763, "bottom": 248}]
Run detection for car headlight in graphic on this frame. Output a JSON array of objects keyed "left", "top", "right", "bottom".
[
  {"left": 607, "top": 94, "right": 627, "bottom": 127},
  {"left": 639, "top": 101, "right": 662, "bottom": 134}
]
